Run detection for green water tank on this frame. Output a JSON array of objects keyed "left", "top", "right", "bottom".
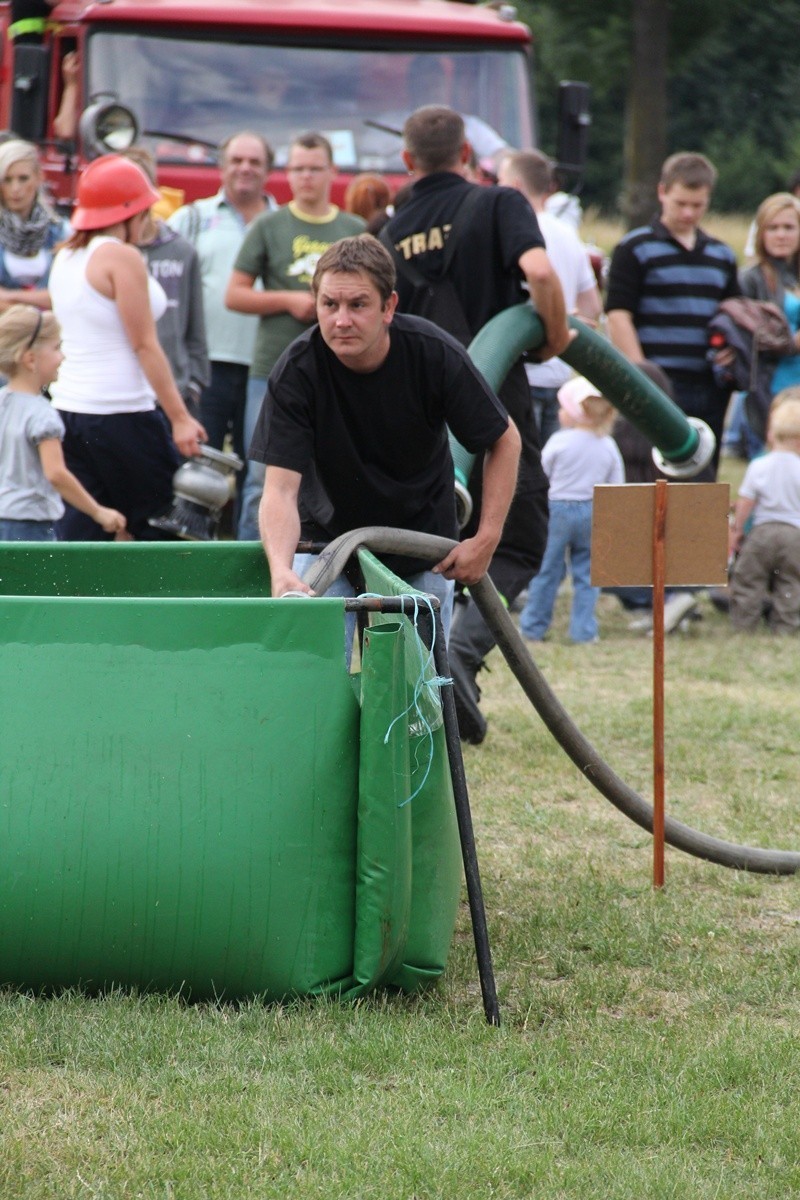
[{"left": 0, "top": 542, "right": 461, "bottom": 1001}]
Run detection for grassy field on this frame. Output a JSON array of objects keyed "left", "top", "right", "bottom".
[{"left": 3, "top": 465, "right": 800, "bottom": 1198}]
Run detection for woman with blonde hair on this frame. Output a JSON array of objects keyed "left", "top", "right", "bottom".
[
  {"left": 48, "top": 154, "right": 206, "bottom": 540},
  {"left": 0, "top": 138, "right": 69, "bottom": 311},
  {"left": 740, "top": 192, "right": 800, "bottom": 400}
]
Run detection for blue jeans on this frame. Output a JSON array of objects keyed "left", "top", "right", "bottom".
[
  {"left": 199, "top": 360, "right": 249, "bottom": 463},
  {"left": 529, "top": 385, "right": 560, "bottom": 446},
  {"left": 519, "top": 499, "right": 598, "bottom": 642},
  {"left": 722, "top": 390, "right": 763, "bottom": 460},
  {"left": 237, "top": 375, "right": 268, "bottom": 541},
  {"left": 0, "top": 518, "right": 57, "bottom": 541},
  {"left": 669, "top": 377, "right": 729, "bottom": 478}
]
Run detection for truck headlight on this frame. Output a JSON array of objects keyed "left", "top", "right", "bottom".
[{"left": 79, "top": 98, "right": 139, "bottom": 158}]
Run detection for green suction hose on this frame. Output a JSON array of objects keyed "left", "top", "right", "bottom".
[{"left": 449, "top": 304, "right": 716, "bottom": 523}]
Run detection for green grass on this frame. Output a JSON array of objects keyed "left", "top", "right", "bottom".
[{"left": 3, "top": 455, "right": 800, "bottom": 1197}]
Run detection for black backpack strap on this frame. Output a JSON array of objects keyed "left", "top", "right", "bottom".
[{"left": 441, "top": 184, "right": 484, "bottom": 271}]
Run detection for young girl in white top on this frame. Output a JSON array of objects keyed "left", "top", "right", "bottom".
[
  {"left": 0, "top": 305, "right": 126, "bottom": 541},
  {"left": 520, "top": 375, "right": 624, "bottom": 643}
]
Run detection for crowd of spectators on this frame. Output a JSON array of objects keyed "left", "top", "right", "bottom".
[{"left": 2, "top": 103, "right": 799, "bottom": 708}]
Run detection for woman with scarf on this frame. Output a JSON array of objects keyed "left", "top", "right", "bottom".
[
  {"left": 0, "top": 139, "right": 69, "bottom": 312},
  {"left": 740, "top": 192, "right": 800, "bottom": 402}
]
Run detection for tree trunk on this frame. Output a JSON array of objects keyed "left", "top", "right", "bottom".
[{"left": 622, "top": 0, "right": 669, "bottom": 229}]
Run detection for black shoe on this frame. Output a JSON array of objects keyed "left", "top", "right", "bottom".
[{"left": 449, "top": 650, "right": 488, "bottom": 745}]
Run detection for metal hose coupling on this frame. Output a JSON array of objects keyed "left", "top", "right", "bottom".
[{"left": 652, "top": 416, "right": 716, "bottom": 479}]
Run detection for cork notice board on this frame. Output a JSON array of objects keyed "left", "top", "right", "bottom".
[{"left": 590, "top": 483, "right": 730, "bottom": 587}]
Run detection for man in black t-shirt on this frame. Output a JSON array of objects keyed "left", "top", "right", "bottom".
[
  {"left": 249, "top": 235, "right": 521, "bottom": 625},
  {"left": 382, "top": 105, "right": 572, "bottom": 743}
]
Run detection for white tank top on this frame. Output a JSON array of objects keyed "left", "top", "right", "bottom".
[{"left": 49, "top": 236, "right": 167, "bottom": 415}]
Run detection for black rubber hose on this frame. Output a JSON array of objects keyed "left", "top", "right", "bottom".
[{"left": 304, "top": 528, "right": 800, "bottom": 876}]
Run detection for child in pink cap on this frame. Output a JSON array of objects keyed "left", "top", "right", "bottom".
[{"left": 519, "top": 375, "right": 624, "bottom": 643}]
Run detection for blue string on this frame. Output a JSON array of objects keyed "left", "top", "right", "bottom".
[{"left": 358, "top": 592, "right": 452, "bottom": 808}]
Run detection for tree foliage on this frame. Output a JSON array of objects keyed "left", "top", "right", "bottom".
[{"left": 521, "top": 0, "right": 800, "bottom": 215}]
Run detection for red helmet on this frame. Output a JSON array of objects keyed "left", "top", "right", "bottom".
[{"left": 71, "top": 154, "right": 160, "bottom": 231}]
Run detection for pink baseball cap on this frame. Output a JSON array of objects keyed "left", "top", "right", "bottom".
[{"left": 557, "top": 375, "right": 603, "bottom": 424}]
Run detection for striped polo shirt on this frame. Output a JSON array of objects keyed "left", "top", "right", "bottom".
[{"left": 606, "top": 218, "right": 739, "bottom": 383}]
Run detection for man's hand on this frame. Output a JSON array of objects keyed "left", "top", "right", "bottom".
[
  {"left": 62, "top": 50, "right": 80, "bottom": 86},
  {"left": 434, "top": 419, "right": 521, "bottom": 584},
  {"left": 171, "top": 413, "right": 207, "bottom": 457},
  {"left": 95, "top": 506, "right": 127, "bottom": 535},
  {"left": 432, "top": 533, "right": 496, "bottom": 587},
  {"left": 270, "top": 567, "right": 315, "bottom": 598},
  {"left": 537, "top": 324, "right": 577, "bottom": 361}
]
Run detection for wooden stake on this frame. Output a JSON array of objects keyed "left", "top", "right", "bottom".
[{"left": 652, "top": 480, "right": 667, "bottom": 888}]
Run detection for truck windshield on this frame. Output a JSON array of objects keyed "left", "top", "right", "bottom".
[{"left": 87, "top": 32, "right": 533, "bottom": 170}]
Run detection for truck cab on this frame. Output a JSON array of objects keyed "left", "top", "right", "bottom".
[{"left": 0, "top": 0, "right": 550, "bottom": 210}]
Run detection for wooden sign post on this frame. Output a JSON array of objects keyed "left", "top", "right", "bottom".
[{"left": 591, "top": 482, "right": 729, "bottom": 887}]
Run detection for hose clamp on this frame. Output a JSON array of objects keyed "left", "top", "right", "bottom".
[{"left": 652, "top": 417, "right": 716, "bottom": 480}]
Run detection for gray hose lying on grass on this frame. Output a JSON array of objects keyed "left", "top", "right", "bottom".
[{"left": 305, "top": 527, "right": 800, "bottom": 876}]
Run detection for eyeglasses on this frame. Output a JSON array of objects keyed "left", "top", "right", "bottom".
[{"left": 286, "top": 165, "right": 329, "bottom": 175}]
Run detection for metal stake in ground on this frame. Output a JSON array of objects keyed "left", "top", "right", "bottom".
[
  {"left": 431, "top": 609, "right": 500, "bottom": 1026},
  {"left": 652, "top": 480, "right": 668, "bottom": 888}
]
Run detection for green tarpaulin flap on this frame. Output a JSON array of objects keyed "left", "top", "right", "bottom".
[
  {"left": 349, "top": 621, "right": 413, "bottom": 995},
  {"left": 357, "top": 549, "right": 462, "bottom": 991}
]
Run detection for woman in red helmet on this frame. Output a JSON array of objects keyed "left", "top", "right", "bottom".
[{"left": 48, "top": 154, "right": 206, "bottom": 539}]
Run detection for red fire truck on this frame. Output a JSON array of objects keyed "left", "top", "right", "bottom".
[{"left": 0, "top": 0, "right": 588, "bottom": 209}]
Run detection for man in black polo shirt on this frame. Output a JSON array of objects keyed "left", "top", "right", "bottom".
[
  {"left": 606, "top": 152, "right": 740, "bottom": 475},
  {"left": 381, "top": 105, "right": 571, "bottom": 744},
  {"left": 250, "top": 235, "right": 521, "bottom": 631}
]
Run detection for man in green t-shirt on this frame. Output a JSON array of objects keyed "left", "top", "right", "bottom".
[{"left": 226, "top": 132, "right": 364, "bottom": 538}]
